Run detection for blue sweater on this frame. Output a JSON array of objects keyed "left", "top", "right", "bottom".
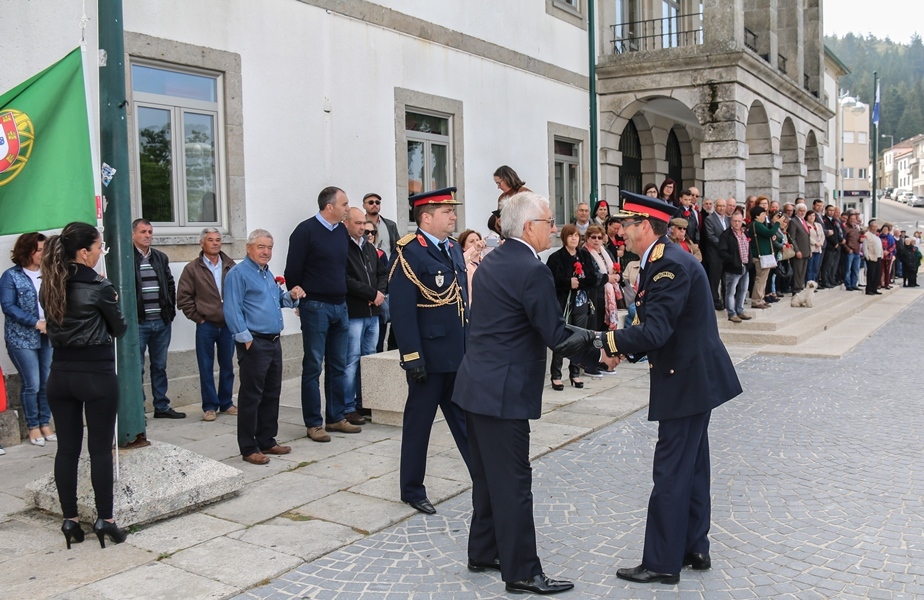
[{"left": 284, "top": 216, "right": 349, "bottom": 304}]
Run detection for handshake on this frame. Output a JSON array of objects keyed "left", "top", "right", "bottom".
[{"left": 552, "top": 326, "right": 621, "bottom": 369}]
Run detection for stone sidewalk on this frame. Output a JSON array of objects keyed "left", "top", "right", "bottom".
[
  {"left": 0, "top": 286, "right": 919, "bottom": 599},
  {"left": 234, "top": 291, "right": 924, "bottom": 599}
]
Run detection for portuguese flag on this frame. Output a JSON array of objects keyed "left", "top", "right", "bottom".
[{"left": 0, "top": 48, "right": 96, "bottom": 236}]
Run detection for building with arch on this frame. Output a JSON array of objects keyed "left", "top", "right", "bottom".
[{"left": 596, "top": 0, "right": 833, "bottom": 203}]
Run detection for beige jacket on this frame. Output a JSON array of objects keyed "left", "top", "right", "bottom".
[{"left": 862, "top": 231, "right": 883, "bottom": 261}]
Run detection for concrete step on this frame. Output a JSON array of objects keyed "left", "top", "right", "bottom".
[
  {"left": 716, "top": 286, "right": 856, "bottom": 332},
  {"left": 719, "top": 286, "right": 898, "bottom": 346}
]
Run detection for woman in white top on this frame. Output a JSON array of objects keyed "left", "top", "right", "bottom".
[{"left": 0, "top": 232, "right": 56, "bottom": 446}]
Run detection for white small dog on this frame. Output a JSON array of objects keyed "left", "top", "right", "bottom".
[{"left": 791, "top": 280, "right": 818, "bottom": 308}]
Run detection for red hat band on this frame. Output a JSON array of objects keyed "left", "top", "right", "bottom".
[{"left": 622, "top": 200, "right": 672, "bottom": 223}]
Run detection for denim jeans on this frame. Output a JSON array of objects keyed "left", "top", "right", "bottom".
[
  {"left": 299, "top": 300, "right": 349, "bottom": 427},
  {"left": 807, "top": 252, "right": 822, "bottom": 283},
  {"left": 845, "top": 252, "right": 862, "bottom": 289},
  {"left": 6, "top": 338, "right": 52, "bottom": 428},
  {"left": 195, "top": 321, "right": 235, "bottom": 412},
  {"left": 345, "top": 316, "right": 379, "bottom": 413},
  {"left": 724, "top": 270, "right": 749, "bottom": 317},
  {"left": 138, "top": 319, "right": 172, "bottom": 412}
]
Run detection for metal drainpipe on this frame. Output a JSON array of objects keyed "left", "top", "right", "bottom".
[{"left": 588, "top": 0, "right": 599, "bottom": 208}]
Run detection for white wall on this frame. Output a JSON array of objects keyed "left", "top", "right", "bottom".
[{"left": 1, "top": 0, "right": 590, "bottom": 361}]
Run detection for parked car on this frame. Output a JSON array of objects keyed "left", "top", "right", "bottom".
[
  {"left": 901, "top": 191, "right": 914, "bottom": 204},
  {"left": 909, "top": 195, "right": 924, "bottom": 208}
]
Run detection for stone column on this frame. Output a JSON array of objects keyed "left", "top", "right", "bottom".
[
  {"left": 703, "top": 0, "right": 744, "bottom": 52},
  {"left": 742, "top": 0, "right": 778, "bottom": 67}
]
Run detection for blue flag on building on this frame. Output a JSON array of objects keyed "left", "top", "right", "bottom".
[{"left": 872, "top": 82, "right": 880, "bottom": 127}]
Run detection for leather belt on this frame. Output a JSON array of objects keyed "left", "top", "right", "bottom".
[{"left": 249, "top": 331, "right": 280, "bottom": 342}]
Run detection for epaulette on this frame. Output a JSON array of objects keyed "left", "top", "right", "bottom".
[
  {"left": 95, "top": 273, "right": 106, "bottom": 283},
  {"left": 649, "top": 243, "right": 665, "bottom": 263},
  {"left": 397, "top": 233, "right": 416, "bottom": 247}
]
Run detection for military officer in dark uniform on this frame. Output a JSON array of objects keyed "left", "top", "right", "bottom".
[
  {"left": 389, "top": 187, "right": 471, "bottom": 515},
  {"left": 600, "top": 191, "right": 742, "bottom": 585}
]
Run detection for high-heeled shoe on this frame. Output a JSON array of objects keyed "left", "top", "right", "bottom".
[
  {"left": 93, "top": 518, "right": 128, "bottom": 548},
  {"left": 62, "top": 519, "right": 85, "bottom": 549},
  {"left": 551, "top": 379, "right": 564, "bottom": 391},
  {"left": 569, "top": 376, "right": 584, "bottom": 389}
]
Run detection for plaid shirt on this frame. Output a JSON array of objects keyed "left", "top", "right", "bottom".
[{"left": 733, "top": 227, "right": 750, "bottom": 264}]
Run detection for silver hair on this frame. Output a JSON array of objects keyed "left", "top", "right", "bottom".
[
  {"left": 246, "top": 229, "right": 273, "bottom": 245},
  {"left": 795, "top": 203, "right": 808, "bottom": 213},
  {"left": 199, "top": 227, "right": 221, "bottom": 244},
  {"left": 501, "top": 191, "right": 548, "bottom": 239}
]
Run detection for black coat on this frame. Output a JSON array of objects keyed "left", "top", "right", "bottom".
[
  {"left": 452, "top": 240, "right": 598, "bottom": 420},
  {"left": 133, "top": 246, "right": 176, "bottom": 324},
  {"left": 544, "top": 246, "right": 602, "bottom": 312},
  {"left": 718, "top": 227, "right": 748, "bottom": 275},
  {"left": 610, "top": 237, "right": 741, "bottom": 421},
  {"left": 346, "top": 239, "right": 387, "bottom": 318},
  {"left": 45, "top": 264, "right": 127, "bottom": 350}
]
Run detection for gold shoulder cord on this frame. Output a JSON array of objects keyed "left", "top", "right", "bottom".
[{"left": 388, "top": 244, "right": 466, "bottom": 326}]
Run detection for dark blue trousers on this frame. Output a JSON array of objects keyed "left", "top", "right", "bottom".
[
  {"left": 466, "top": 412, "right": 541, "bottom": 583},
  {"left": 399, "top": 372, "right": 470, "bottom": 503},
  {"left": 642, "top": 410, "right": 712, "bottom": 574}
]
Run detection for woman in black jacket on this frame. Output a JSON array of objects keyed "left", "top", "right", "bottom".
[
  {"left": 40, "top": 223, "right": 128, "bottom": 549},
  {"left": 545, "top": 224, "right": 599, "bottom": 389}
]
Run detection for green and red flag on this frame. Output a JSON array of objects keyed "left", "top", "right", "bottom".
[{"left": 0, "top": 47, "right": 97, "bottom": 236}]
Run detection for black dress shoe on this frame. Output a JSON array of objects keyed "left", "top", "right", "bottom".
[
  {"left": 153, "top": 408, "right": 186, "bottom": 419},
  {"left": 683, "top": 552, "right": 711, "bottom": 570},
  {"left": 407, "top": 498, "right": 436, "bottom": 514},
  {"left": 505, "top": 573, "right": 574, "bottom": 594},
  {"left": 467, "top": 557, "right": 501, "bottom": 572},
  {"left": 616, "top": 565, "right": 679, "bottom": 584}
]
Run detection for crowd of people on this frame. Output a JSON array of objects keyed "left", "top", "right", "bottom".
[{"left": 2, "top": 165, "right": 922, "bottom": 576}]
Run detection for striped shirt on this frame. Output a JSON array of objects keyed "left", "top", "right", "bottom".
[{"left": 138, "top": 251, "right": 162, "bottom": 321}]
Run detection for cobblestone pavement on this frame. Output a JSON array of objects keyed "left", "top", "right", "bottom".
[{"left": 235, "top": 297, "right": 924, "bottom": 600}]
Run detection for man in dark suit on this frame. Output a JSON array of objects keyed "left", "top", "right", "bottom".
[
  {"left": 702, "top": 198, "right": 728, "bottom": 310},
  {"left": 452, "top": 191, "right": 613, "bottom": 596},
  {"left": 820, "top": 204, "right": 844, "bottom": 288},
  {"left": 788, "top": 203, "right": 811, "bottom": 293},
  {"left": 599, "top": 191, "right": 742, "bottom": 585},
  {"left": 389, "top": 187, "right": 471, "bottom": 515}
]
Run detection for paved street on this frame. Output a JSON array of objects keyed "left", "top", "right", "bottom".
[
  {"left": 236, "top": 295, "right": 924, "bottom": 600},
  {"left": 875, "top": 197, "right": 924, "bottom": 233}
]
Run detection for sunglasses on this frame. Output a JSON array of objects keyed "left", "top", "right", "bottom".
[
  {"left": 365, "top": 200, "right": 381, "bottom": 205},
  {"left": 588, "top": 235, "right": 603, "bottom": 240},
  {"left": 364, "top": 230, "right": 376, "bottom": 236}
]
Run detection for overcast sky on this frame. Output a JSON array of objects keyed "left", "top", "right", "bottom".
[{"left": 824, "top": 1, "right": 920, "bottom": 44}]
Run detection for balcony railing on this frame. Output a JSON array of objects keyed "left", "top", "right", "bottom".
[
  {"left": 611, "top": 12, "right": 703, "bottom": 54},
  {"left": 744, "top": 27, "right": 758, "bottom": 52}
]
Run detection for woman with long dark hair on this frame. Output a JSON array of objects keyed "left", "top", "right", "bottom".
[
  {"left": 40, "top": 222, "right": 128, "bottom": 549},
  {"left": 1, "top": 232, "right": 55, "bottom": 446},
  {"left": 659, "top": 179, "right": 678, "bottom": 206},
  {"left": 493, "top": 165, "right": 530, "bottom": 206}
]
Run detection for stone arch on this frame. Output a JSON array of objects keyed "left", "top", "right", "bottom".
[
  {"left": 598, "top": 95, "right": 701, "bottom": 201},
  {"left": 779, "top": 117, "right": 804, "bottom": 203},
  {"left": 804, "top": 129, "right": 823, "bottom": 200},
  {"left": 670, "top": 123, "right": 699, "bottom": 193},
  {"left": 745, "top": 100, "right": 777, "bottom": 197}
]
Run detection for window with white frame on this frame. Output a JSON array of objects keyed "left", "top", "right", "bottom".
[
  {"left": 553, "top": 138, "right": 581, "bottom": 225},
  {"left": 406, "top": 110, "right": 452, "bottom": 222},
  {"left": 843, "top": 131, "right": 855, "bottom": 144},
  {"left": 858, "top": 131, "right": 868, "bottom": 144},
  {"left": 132, "top": 63, "right": 224, "bottom": 227}
]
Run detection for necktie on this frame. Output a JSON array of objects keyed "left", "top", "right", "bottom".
[{"left": 439, "top": 241, "right": 451, "bottom": 263}]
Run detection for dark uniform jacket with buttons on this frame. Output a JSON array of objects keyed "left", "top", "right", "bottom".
[
  {"left": 612, "top": 236, "right": 741, "bottom": 421},
  {"left": 388, "top": 230, "right": 469, "bottom": 373}
]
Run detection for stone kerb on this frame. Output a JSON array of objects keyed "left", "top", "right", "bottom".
[
  {"left": 24, "top": 440, "right": 244, "bottom": 526},
  {"left": 361, "top": 350, "right": 408, "bottom": 426}
]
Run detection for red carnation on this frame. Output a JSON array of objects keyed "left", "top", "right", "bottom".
[
  {"left": 274, "top": 276, "right": 286, "bottom": 285},
  {"left": 573, "top": 261, "right": 584, "bottom": 276}
]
